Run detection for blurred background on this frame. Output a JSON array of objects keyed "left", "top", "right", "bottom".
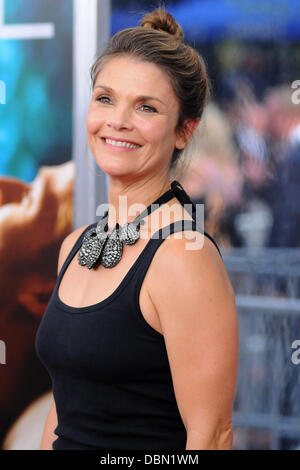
[{"left": 1, "top": 0, "right": 300, "bottom": 450}]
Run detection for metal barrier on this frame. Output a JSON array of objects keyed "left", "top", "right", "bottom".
[{"left": 223, "top": 249, "right": 300, "bottom": 450}]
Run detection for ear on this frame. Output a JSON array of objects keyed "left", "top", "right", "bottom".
[{"left": 175, "top": 118, "right": 200, "bottom": 149}]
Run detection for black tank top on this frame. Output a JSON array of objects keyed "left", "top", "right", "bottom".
[{"left": 35, "top": 193, "right": 222, "bottom": 451}]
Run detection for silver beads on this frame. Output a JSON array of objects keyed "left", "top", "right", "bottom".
[
  {"left": 78, "top": 217, "right": 142, "bottom": 269},
  {"left": 119, "top": 222, "right": 140, "bottom": 245},
  {"left": 100, "top": 226, "right": 123, "bottom": 268},
  {"left": 77, "top": 227, "right": 108, "bottom": 269}
]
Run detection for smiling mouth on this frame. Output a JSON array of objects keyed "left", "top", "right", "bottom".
[{"left": 101, "top": 137, "right": 141, "bottom": 149}]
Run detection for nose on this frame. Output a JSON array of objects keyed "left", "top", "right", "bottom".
[{"left": 107, "top": 105, "right": 133, "bottom": 131}]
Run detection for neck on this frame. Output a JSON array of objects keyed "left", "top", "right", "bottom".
[{"left": 106, "top": 174, "right": 172, "bottom": 231}]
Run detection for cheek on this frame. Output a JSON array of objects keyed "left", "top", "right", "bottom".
[
  {"left": 137, "top": 118, "right": 176, "bottom": 145},
  {"left": 86, "top": 105, "right": 103, "bottom": 135}
]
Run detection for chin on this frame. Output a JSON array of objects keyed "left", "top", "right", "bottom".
[{"left": 97, "top": 161, "right": 134, "bottom": 178}]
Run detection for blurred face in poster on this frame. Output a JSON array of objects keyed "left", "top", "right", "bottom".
[{"left": 0, "top": 161, "right": 74, "bottom": 317}]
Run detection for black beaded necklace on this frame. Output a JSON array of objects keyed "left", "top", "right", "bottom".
[{"left": 77, "top": 180, "right": 196, "bottom": 269}]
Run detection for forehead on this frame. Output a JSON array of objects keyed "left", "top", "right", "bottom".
[{"left": 94, "top": 56, "right": 178, "bottom": 102}]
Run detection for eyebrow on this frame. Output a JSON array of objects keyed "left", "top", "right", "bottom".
[{"left": 94, "top": 85, "right": 165, "bottom": 105}]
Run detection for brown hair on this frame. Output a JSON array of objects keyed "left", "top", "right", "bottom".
[{"left": 90, "top": 7, "right": 211, "bottom": 180}]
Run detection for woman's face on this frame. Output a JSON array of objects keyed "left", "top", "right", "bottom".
[{"left": 86, "top": 55, "right": 186, "bottom": 179}]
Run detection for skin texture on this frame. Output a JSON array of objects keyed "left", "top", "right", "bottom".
[{"left": 41, "top": 55, "right": 238, "bottom": 450}]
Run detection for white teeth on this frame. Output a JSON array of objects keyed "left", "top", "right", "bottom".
[{"left": 105, "top": 138, "right": 140, "bottom": 149}]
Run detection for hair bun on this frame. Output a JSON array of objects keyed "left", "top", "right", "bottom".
[{"left": 140, "top": 8, "right": 184, "bottom": 40}]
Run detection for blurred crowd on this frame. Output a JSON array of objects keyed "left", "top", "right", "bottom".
[{"left": 179, "top": 45, "right": 300, "bottom": 251}]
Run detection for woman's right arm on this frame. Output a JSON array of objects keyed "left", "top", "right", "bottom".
[{"left": 39, "top": 224, "right": 90, "bottom": 450}]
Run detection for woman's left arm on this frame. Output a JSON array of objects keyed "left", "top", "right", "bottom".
[{"left": 149, "top": 232, "right": 239, "bottom": 450}]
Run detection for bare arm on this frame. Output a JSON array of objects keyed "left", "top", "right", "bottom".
[
  {"left": 149, "top": 231, "right": 239, "bottom": 450},
  {"left": 39, "top": 398, "right": 58, "bottom": 450},
  {"left": 39, "top": 224, "right": 89, "bottom": 450}
]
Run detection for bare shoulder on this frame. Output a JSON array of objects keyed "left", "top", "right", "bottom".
[
  {"left": 149, "top": 230, "right": 235, "bottom": 313},
  {"left": 57, "top": 224, "right": 90, "bottom": 275},
  {"left": 155, "top": 230, "right": 227, "bottom": 277}
]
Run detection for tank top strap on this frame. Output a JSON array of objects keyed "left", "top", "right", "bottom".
[
  {"left": 151, "top": 219, "right": 223, "bottom": 259},
  {"left": 133, "top": 219, "right": 222, "bottom": 296}
]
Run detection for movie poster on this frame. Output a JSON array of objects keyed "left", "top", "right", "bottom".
[{"left": 0, "top": 0, "right": 74, "bottom": 449}]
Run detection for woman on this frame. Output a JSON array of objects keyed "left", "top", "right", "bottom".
[{"left": 35, "top": 7, "right": 238, "bottom": 450}]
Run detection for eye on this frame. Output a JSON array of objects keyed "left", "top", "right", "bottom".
[
  {"left": 96, "top": 95, "right": 112, "bottom": 104},
  {"left": 139, "top": 104, "right": 157, "bottom": 113}
]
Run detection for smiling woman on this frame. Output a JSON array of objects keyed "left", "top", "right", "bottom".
[
  {"left": 86, "top": 56, "right": 188, "bottom": 184},
  {"left": 88, "top": 11, "right": 210, "bottom": 184},
  {"left": 35, "top": 6, "right": 238, "bottom": 451}
]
